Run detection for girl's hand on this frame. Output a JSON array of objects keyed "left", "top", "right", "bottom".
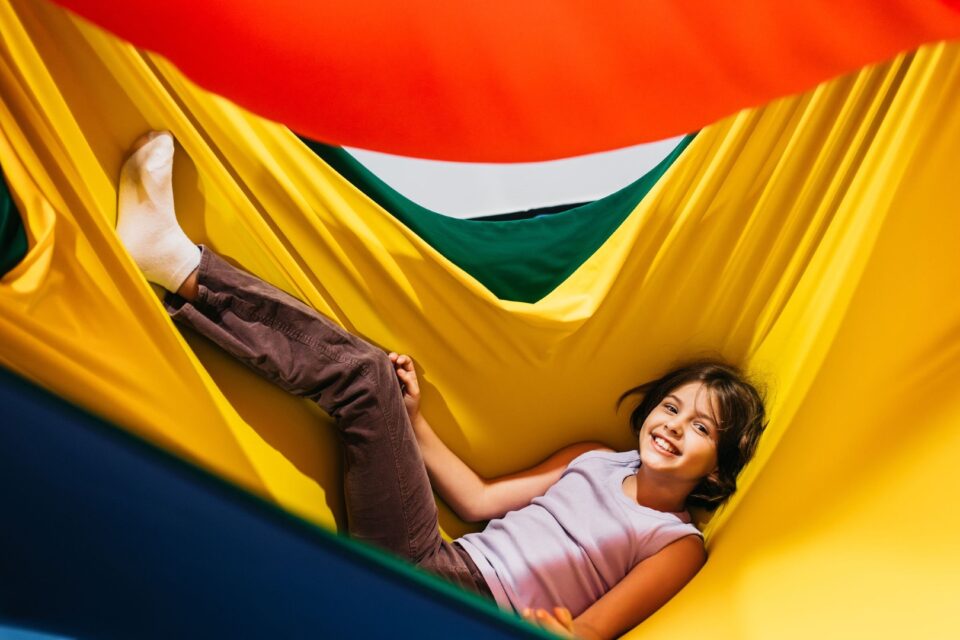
[
  {"left": 521, "top": 607, "right": 576, "bottom": 638},
  {"left": 388, "top": 352, "right": 421, "bottom": 423}
]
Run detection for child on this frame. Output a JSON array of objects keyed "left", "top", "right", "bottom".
[{"left": 117, "top": 131, "right": 767, "bottom": 639}]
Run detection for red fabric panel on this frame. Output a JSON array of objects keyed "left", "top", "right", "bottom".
[{"left": 54, "top": 0, "right": 960, "bottom": 161}]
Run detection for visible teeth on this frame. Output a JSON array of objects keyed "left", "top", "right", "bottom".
[{"left": 654, "top": 435, "right": 680, "bottom": 455}]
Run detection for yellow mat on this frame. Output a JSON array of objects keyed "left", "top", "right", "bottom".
[{"left": 1, "top": 0, "right": 959, "bottom": 636}]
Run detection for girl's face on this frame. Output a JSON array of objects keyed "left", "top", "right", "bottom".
[{"left": 638, "top": 382, "right": 719, "bottom": 483}]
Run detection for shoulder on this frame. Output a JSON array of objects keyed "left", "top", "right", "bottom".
[
  {"left": 633, "top": 534, "right": 706, "bottom": 581},
  {"left": 566, "top": 443, "right": 620, "bottom": 468},
  {"left": 665, "top": 533, "right": 707, "bottom": 560},
  {"left": 656, "top": 534, "right": 706, "bottom": 577}
]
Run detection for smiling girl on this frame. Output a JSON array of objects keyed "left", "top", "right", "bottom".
[
  {"left": 117, "top": 131, "right": 767, "bottom": 639},
  {"left": 407, "top": 358, "right": 765, "bottom": 638}
]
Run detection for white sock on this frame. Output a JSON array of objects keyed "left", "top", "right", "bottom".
[{"left": 116, "top": 132, "right": 200, "bottom": 292}]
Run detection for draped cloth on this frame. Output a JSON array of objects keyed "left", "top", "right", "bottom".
[
  {"left": 1, "top": 0, "right": 959, "bottom": 636},
  {"left": 52, "top": 0, "right": 960, "bottom": 161}
]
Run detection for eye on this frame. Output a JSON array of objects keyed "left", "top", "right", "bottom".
[
  {"left": 664, "top": 403, "right": 678, "bottom": 414},
  {"left": 695, "top": 423, "right": 709, "bottom": 435}
]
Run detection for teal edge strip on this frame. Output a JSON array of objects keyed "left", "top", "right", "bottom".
[
  {"left": 300, "top": 134, "right": 695, "bottom": 303},
  {"left": 0, "top": 166, "right": 28, "bottom": 277}
]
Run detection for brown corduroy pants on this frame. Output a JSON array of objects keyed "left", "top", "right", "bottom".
[{"left": 164, "top": 247, "right": 491, "bottom": 598}]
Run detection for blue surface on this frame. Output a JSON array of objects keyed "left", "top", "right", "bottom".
[
  {"left": 0, "top": 366, "right": 538, "bottom": 639},
  {"left": 0, "top": 625, "right": 73, "bottom": 640}
]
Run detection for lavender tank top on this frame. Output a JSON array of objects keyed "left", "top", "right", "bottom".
[{"left": 456, "top": 449, "right": 702, "bottom": 616}]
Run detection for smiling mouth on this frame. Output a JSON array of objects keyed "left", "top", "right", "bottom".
[{"left": 652, "top": 434, "right": 681, "bottom": 456}]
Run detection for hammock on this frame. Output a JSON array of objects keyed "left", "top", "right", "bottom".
[{"left": 1, "top": 0, "right": 959, "bottom": 637}]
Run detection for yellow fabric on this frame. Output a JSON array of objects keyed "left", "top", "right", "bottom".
[{"left": 2, "top": 0, "right": 959, "bottom": 636}]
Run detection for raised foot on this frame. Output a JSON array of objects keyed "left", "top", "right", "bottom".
[{"left": 129, "top": 130, "right": 171, "bottom": 155}]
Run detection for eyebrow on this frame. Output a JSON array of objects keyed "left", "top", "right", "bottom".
[{"left": 665, "top": 394, "right": 718, "bottom": 427}]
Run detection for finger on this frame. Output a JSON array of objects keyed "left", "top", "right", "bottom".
[
  {"left": 403, "top": 373, "right": 420, "bottom": 394},
  {"left": 388, "top": 352, "right": 398, "bottom": 361},
  {"left": 395, "top": 360, "right": 419, "bottom": 385},
  {"left": 535, "top": 609, "right": 566, "bottom": 633},
  {"left": 553, "top": 607, "right": 574, "bottom": 629}
]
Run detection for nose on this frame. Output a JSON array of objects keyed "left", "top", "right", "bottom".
[{"left": 664, "top": 419, "right": 683, "bottom": 437}]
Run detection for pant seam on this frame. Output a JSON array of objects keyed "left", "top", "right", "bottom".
[
  {"left": 223, "top": 295, "right": 368, "bottom": 374},
  {"left": 372, "top": 371, "right": 418, "bottom": 560}
]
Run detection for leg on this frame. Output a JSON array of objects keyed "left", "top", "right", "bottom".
[
  {"left": 165, "top": 247, "right": 443, "bottom": 561},
  {"left": 176, "top": 267, "right": 199, "bottom": 301},
  {"left": 171, "top": 253, "right": 490, "bottom": 599},
  {"left": 420, "top": 541, "right": 494, "bottom": 597},
  {"left": 116, "top": 131, "right": 443, "bottom": 562},
  {"left": 116, "top": 131, "right": 200, "bottom": 293}
]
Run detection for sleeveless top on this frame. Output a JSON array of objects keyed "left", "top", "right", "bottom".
[{"left": 456, "top": 449, "right": 702, "bottom": 616}]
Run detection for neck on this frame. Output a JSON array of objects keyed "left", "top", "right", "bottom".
[{"left": 625, "top": 466, "right": 696, "bottom": 513}]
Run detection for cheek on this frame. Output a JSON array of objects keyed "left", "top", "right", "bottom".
[
  {"left": 636, "top": 429, "right": 648, "bottom": 452},
  {"left": 689, "top": 436, "right": 718, "bottom": 467},
  {"left": 637, "top": 418, "right": 654, "bottom": 437},
  {"left": 703, "top": 445, "right": 719, "bottom": 471}
]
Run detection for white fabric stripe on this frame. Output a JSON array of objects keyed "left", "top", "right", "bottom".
[{"left": 345, "top": 136, "right": 683, "bottom": 219}]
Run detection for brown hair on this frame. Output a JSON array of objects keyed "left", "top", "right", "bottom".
[{"left": 619, "top": 360, "right": 767, "bottom": 510}]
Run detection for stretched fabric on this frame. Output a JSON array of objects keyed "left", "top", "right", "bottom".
[
  {"left": 0, "top": 366, "right": 534, "bottom": 640},
  {"left": 1, "top": 1, "right": 960, "bottom": 638},
  {"left": 0, "top": 132, "right": 693, "bottom": 300},
  {"left": 300, "top": 136, "right": 692, "bottom": 302},
  {"left": 52, "top": 0, "right": 960, "bottom": 161},
  {"left": 0, "top": 168, "right": 26, "bottom": 274}
]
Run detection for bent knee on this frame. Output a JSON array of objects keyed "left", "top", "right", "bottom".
[
  {"left": 325, "top": 345, "right": 403, "bottom": 419},
  {"left": 351, "top": 344, "right": 394, "bottom": 383}
]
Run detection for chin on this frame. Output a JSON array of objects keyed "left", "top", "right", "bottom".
[{"left": 638, "top": 448, "right": 669, "bottom": 470}]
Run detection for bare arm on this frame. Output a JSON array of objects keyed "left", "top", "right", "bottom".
[
  {"left": 389, "top": 353, "right": 611, "bottom": 522},
  {"left": 574, "top": 535, "right": 705, "bottom": 638},
  {"left": 415, "top": 414, "right": 609, "bottom": 522}
]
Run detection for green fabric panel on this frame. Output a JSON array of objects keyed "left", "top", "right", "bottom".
[
  {"left": 300, "top": 135, "right": 694, "bottom": 303},
  {"left": 0, "top": 168, "right": 28, "bottom": 277}
]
